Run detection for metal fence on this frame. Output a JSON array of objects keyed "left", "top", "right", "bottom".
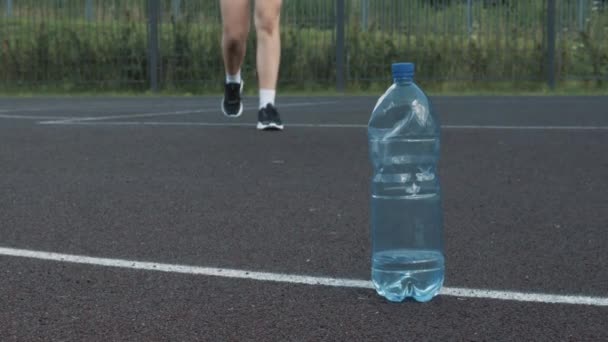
[{"left": 1, "top": 0, "right": 606, "bottom": 91}]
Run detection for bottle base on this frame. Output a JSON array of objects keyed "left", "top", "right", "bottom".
[{"left": 372, "top": 249, "right": 444, "bottom": 303}]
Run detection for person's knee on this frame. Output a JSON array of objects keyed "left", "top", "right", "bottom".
[
  {"left": 223, "top": 26, "right": 248, "bottom": 50},
  {"left": 255, "top": 5, "right": 281, "bottom": 35}
]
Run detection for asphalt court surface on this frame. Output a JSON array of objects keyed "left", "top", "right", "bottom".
[{"left": 1, "top": 96, "right": 607, "bottom": 341}]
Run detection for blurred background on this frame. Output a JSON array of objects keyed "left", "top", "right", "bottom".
[{"left": 0, "top": 0, "right": 607, "bottom": 94}]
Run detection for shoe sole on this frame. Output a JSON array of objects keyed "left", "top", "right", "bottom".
[
  {"left": 221, "top": 82, "right": 244, "bottom": 118},
  {"left": 221, "top": 101, "right": 243, "bottom": 118},
  {"left": 257, "top": 122, "right": 284, "bottom": 131}
]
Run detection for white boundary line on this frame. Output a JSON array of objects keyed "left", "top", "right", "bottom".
[
  {"left": 0, "top": 108, "right": 46, "bottom": 113},
  {"left": 1, "top": 246, "right": 606, "bottom": 307},
  {"left": 38, "top": 102, "right": 339, "bottom": 125},
  {"left": 443, "top": 124, "right": 608, "bottom": 131},
  {"left": 0, "top": 114, "right": 73, "bottom": 120},
  {"left": 39, "top": 108, "right": 218, "bottom": 124},
  {"left": 36, "top": 120, "right": 608, "bottom": 131}
]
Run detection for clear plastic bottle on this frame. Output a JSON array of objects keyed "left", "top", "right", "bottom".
[{"left": 368, "top": 63, "right": 445, "bottom": 303}]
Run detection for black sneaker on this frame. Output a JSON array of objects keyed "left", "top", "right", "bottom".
[
  {"left": 257, "top": 103, "right": 284, "bottom": 131},
  {"left": 221, "top": 81, "right": 243, "bottom": 117}
]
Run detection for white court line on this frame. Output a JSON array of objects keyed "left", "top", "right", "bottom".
[
  {"left": 39, "top": 108, "right": 219, "bottom": 124},
  {"left": 1, "top": 246, "right": 606, "bottom": 307},
  {"left": 39, "top": 102, "right": 339, "bottom": 125},
  {"left": 0, "top": 114, "right": 73, "bottom": 120},
  {"left": 0, "top": 108, "right": 45, "bottom": 113},
  {"left": 37, "top": 120, "right": 608, "bottom": 131},
  {"left": 443, "top": 124, "right": 608, "bottom": 131},
  {"left": 39, "top": 121, "right": 366, "bottom": 128}
]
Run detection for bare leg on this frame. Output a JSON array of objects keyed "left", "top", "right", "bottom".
[
  {"left": 220, "top": 0, "right": 250, "bottom": 77},
  {"left": 220, "top": 0, "right": 250, "bottom": 117},
  {"left": 254, "top": 0, "right": 282, "bottom": 109}
]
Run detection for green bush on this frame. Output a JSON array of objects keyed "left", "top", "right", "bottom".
[{"left": 0, "top": 4, "right": 606, "bottom": 93}]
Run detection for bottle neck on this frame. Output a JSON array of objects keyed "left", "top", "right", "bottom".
[{"left": 394, "top": 77, "right": 413, "bottom": 86}]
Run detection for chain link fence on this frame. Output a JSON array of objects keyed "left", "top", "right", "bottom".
[{"left": 1, "top": 0, "right": 606, "bottom": 91}]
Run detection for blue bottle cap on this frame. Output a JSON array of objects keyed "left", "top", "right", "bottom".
[{"left": 392, "top": 63, "right": 415, "bottom": 80}]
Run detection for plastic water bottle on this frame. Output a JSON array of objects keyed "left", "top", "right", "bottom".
[{"left": 368, "top": 62, "right": 444, "bottom": 303}]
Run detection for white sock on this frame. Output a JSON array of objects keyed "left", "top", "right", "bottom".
[
  {"left": 259, "top": 89, "right": 276, "bottom": 109},
  {"left": 226, "top": 71, "right": 242, "bottom": 84}
]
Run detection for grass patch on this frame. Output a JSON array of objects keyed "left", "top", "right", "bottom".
[{"left": 1, "top": 1, "right": 606, "bottom": 94}]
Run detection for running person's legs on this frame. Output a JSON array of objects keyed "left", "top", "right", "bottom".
[
  {"left": 220, "top": 0, "right": 250, "bottom": 117},
  {"left": 220, "top": 0, "right": 284, "bottom": 130},
  {"left": 254, "top": 0, "right": 283, "bottom": 130}
]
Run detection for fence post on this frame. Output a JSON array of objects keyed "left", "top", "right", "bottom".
[
  {"left": 361, "top": 0, "right": 368, "bottom": 31},
  {"left": 6, "top": 0, "right": 12, "bottom": 17},
  {"left": 467, "top": 0, "right": 473, "bottom": 37},
  {"left": 336, "top": 0, "right": 346, "bottom": 93},
  {"left": 172, "top": 0, "right": 181, "bottom": 20},
  {"left": 148, "top": 0, "right": 160, "bottom": 92},
  {"left": 85, "top": 0, "right": 93, "bottom": 21},
  {"left": 577, "top": 0, "right": 584, "bottom": 32},
  {"left": 546, "top": 0, "right": 556, "bottom": 90}
]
